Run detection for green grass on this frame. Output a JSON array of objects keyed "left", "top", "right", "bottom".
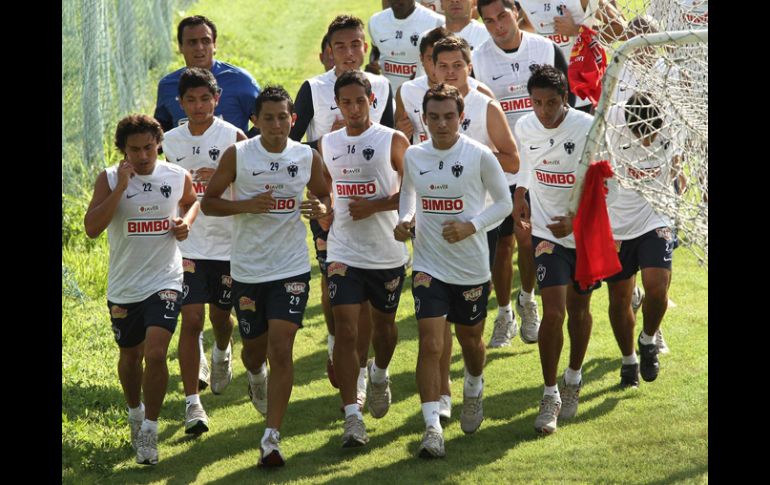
[{"left": 62, "top": 1, "right": 707, "bottom": 483}]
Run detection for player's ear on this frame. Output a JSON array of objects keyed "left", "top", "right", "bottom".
[
  {"left": 363, "top": 41, "right": 368, "bottom": 54},
  {"left": 369, "top": 92, "right": 376, "bottom": 104},
  {"left": 291, "top": 112, "right": 298, "bottom": 127}
]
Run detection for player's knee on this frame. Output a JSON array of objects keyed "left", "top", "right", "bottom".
[
  {"left": 143, "top": 345, "right": 168, "bottom": 367},
  {"left": 181, "top": 308, "right": 205, "bottom": 332},
  {"left": 542, "top": 306, "right": 566, "bottom": 325},
  {"left": 644, "top": 281, "right": 668, "bottom": 305},
  {"left": 419, "top": 334, "right": 443, "bottom": 358}
]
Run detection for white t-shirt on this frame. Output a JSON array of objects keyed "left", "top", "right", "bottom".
[
  {"left": 514, "top": 108, "right": 593, "bottom": 248},
  {"left": 322, "top": 123, "right": 409, "bottom": 269},
  {"left": 106, "top": 161, "right": 187, "bottom": 303},
  {"left": 162, "top": 117, "right": 239, "bottom": 261},
  {"left": 399, "top": 134, "right": 512, "bottom": 284},
  {"left": 230, "top": 137, "right": 313, "bottom": 283}
]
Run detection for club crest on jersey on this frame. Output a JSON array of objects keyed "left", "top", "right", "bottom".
[
  {"left": 410, "top": 33, "right": 419, "bottom": 46},
  {"left": 287, "top": 163, "right": 299, "bottom": 178},
  {"left": 209, "top": 146, "right": 220, "bottom": 161},
  {"left": 160, "top": 182, "right": 171, "bottom": 198},
  {"left": 239, "top": 296, "right": 256, "bottom": 312},
  {"left": 656, "top": 227, "right": 673, "bottom": 241},
  {"left": 550, "top": 139, "right": 554, "bottom": 147},
  {"left": 126, "top": 217, "right": 171, "bottom": 236},
  {"left": 451, "top": 161, "right": 463, "bottom": 178},
  {"left": 556, "top": 4, "right": 565, "bottom": 15},
  {"left": 284, "top": 282, "right": 307, "bottom": 295},
  {"left": 461, "top": 118, "right": 471, "bottom": 131},
  {"left": 384, "top": 277, "right": 401, "bottom": 292},
  {"left": 372, "top": 96, "right": 378, "bottom": 109},
  {"left": 157, "top": 290, "right": 178, "bottom": 302},
  {"left": 413, "top": 272, "right": 432, "bottom": 288},
  {"left": 111, "top": 305, "right": 128, "bottom": 319},
  {"left": 327, "top": 262, "right": 348, "bottom": 277},
  {"left": 537, "top": 264, "right": 547, "bottom": 282},
  {"left": 362, "top": 146, "right": 375, "bottom": 161},
  {"left": 328, "top": 281, "right": 337, "bottom": 299},
  {"left": 463, "top": 286, "right": 483, "bottom": 302},
  {"left": 535, "top": 240, "right": 556, "bottom": 258},
  {"left": 564, "top": 141, "right": 576, "bottom": 154},
  {"left": 221, "top": 275, "right": 233, "bottom": 288},
  {"left": 183, "top": 259, "right": 196, "bottom": 273}
]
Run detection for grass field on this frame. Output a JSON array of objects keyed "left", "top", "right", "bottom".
[{"left": 62, "top": 1, "right": 708, "bottom": 483}]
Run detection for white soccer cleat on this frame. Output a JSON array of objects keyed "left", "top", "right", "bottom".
[
  {"left": 418, "top": 425, "right": 446, "bottom": 459},
  {"left": 247, "top": 368, "right": 268, "bottom": 416},
  {"left": 128, "top": 415, "right": 143, "bottom": 451},
  {"left": 438, "top": 395, "right": 451, "bottom": 424},
  {"left": 135, "top": 428, "right": 159, "bottom": 465},
  {"left": 460, "top": 389, "right": 484, "bottom": 434},
  {"left": 210, "top": 341, "right": 233, "bottom": 395},
  {"left": 366, "top": 359, "right": 391, "bottom": 419},
  {"left": 516, "top": 292, "right": 541, "bottom": 344},
  {"left": 198, "top": 356, "right": 211, "bottom": 391},
  {"left": 184, "top": 403, "right": 209, "bottom": 435},
  {"left": 258, "top": 429, "right": 285, "bottom": 467},
  {"left": 488, "top": 313, "right": 516, "bottom": 348}
]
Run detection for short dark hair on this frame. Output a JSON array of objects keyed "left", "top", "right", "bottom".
[
  {"left": 177, "top": 67, "right": 219, "bottom": 98},
  {"left": 177, "top": 15, "right": 217, "bottom": 45},
  {"left": 422, "top": 83, "right": 465, "bottom": 115},
  {"left": 321, "top": 32, "right": 331, "bottom": 53},
  {"left": 526, "top": 64, "right": 568, "bottom": 97},
  {"left": 624, "top": 93, "right": 663, "bottom": 139},
  {"left": 334, "top": 70, "right": 372, "bottom": 99},
  {"left": 419, "top": 26, "right": 452, "bottom": 56},
  {"left": 254, "top": 85, "right": 294, "bottom": 118},
  {"left": 477, "top": 0, "right": 515, "bottom": 18},
  {"left": 114, "top": 114, "right": 163, "bottom": 153},
  {"left": 326, "top": 14, "right": 365, "bottom": 43},
  {"left": 432, "top": 36, "right": 472, "bottom": 65}
]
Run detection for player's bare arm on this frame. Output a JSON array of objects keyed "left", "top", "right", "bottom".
[
  {"left": 487, "top": 100, "right": 520, "bottom": 174},
  {"left": 84, "top": 161, "right": 135, "bottom": 238},
  {"left": 302, "top": 148, "right": 332, "bottom": 220},
  {"left": 348, "top": 131, "right": 409, "bottom": 220},
  {"left": 513, "top": 185, "right": 530, "bottom": 230},
  {"left": 394, "top": 87, "right": 415, "bottom": 140},
  {"left": 201, "top": 145, "right": 276, "bottom": 216}
]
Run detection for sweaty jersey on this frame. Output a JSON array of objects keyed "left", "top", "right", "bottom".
[
  {"left": 322, "top": 123, "right": 409, "bottom": 269},
  {"left": 231, "top": 137, "right": 313, "bottom": 283},
  {"left": 105, "top": 161, "right": 187, "bottom": 304},
  {"left": 369, "top": 4, "right": 444, "bottom": 90},
  {"left": 154, "top": 60, "right": 260, "bottom": 134},
  {"left": 163, "top": 117, "right": 240, "bottom": 261},
  {"left": 515, "top": 108, "right": 593, "bottom": 248},
  {"left": 399, "top": 134, "right": 512, "bottom": 285}
]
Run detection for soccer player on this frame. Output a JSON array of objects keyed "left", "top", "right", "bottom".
[
  {"left": 201, "top": 86, "right": 331, "bottom": 467},
  {"left": 316, "top": 71, "right": 411, "bottom": 448},
  {"left": 604, "top": 93, "right": 680, "bottom": 388},
  {"left": 395, "top": 84, "right": 512, "bottom": 458},
  {"left": 161, "top": 67, "right": 248, "bottom": 435},
  {"left": 369, "top": 0, "right": 445, "bottom": 91},
  {"left": 384, "top": 0, "right": 446, "bottom": 16},
  {"left": 319, "top": 33, "right": 336, "bottom": 72},
  {"left": 511, "top": 64, "right": 595, "bottom": 434},
  {"left": 154, "top": 15, "right": 261, "bottom": 136},
  {"left": 84, "top": 114, "right": 198, "bottom": 465}
]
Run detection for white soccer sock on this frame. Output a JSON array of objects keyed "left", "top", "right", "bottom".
[
  {"left": 357, "top": 367, "right": 367, "bottom": 391},
  {"left": 544, "top": 385, "right": 560, "bottom": 400},
  {"left": 622, "top": 353, "right": 638, "bottom": 365},
  {"left": 327, "top": 335, "right": 335, "bottom": 359},
  {"left": 564, "top": 367, "right": 582, "bottom": 386},
  {"left": 370, "top": 362, "right": 388, "bottom": 384},
  {"left": 421, "top": 401, "right": 442, "bottom": 431},
  {"left": 519, "top": 289, "right": 535, "bottom": 303},
  {"left": 185, "top": 394, "right": 201, "bottom": 410},
  {"left": 128, "top": 403, "right": 144, "bottom": 421},
  {"left": 141, "top": 418, "right": 158, "bottom": 433},
  {"left": 639, "top": 331, "right": 656, "bottom": 346},
  {"left": 212, "top": 343, "right": 229, "bottom": 363},
  {"left": 198, "top": 333, "right": 205, "bottom": 357},
  {"left": 344, "top": 403, "right": 363, "bottom": 420},
  {"left": 440, "top": 395, "right": 452, "bottom": 411},
  {"left": 497, "top": 303, "right": 512, "bottom": 317},
  {"left": 261, "top": 427, "right": 278, "bottom": 445},
  {"left": 463, "top": 369, "right": 483, "bottom": 398},
  {"left": 249, "top": 364, "right": 267, "bottom": 383}
]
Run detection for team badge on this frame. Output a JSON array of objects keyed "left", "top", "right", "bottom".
[
  {"left": 410, "top": 33, "right": 419, "bottom": 46},
  {"left": 111, "top": 306, "right": 128, "bottom": 319},
  {"left": 549, "top": 139, "right": 554, "bottom": 147},
  {"left": 284, "top": 282, "right": 307, "bottom": 295},
  {"left": 209, "top": 146, "right": 220, "bottom": 161},
  {"left": 160, "top": 182, "right": 171, "bottom": 198},
  {"left": 384, "top": 277, "right": 401, "bottom": 292},
  {"left": 157, "top": 290, "right": 178, "bottom": 302},
  {"left": 451, "top": 161, "right": 463, "bottom": 178},
  {"left": 461, "top": 118, "right": 471, "bottom": 131},
  {"left": 414, "top": 296, "right": 421, "bottom": 314},
  {"left": 564, "top": 141, "right": 575, "bottom": 154},
  {"left": 535, "top": 240, "right": 556, "bottom": 258},
  {"left": 221, "top": 275, "right": 233, "bottom": 288},
  {"left": 327, "top": 262, "right": 348, "bottom": 277},
  {"left": 239, "top": 296, "right": 256, "bottom": 312},
  {"left": 556, "top": 5, "right": 565, "bottom": 15},
  {"left": 112, "top": 326, "right": 121, "bottom": 341},
  {"left": 413, "top": 272, "right": 432, "bottom": 288},
  {"left": 328, "top": 281, "right": 337, "bottom": 299},
  {"left": 240, "top": 319, "right": 251, "bottom": 335},
  {"left": 182, "top": 284, "right": 190, "bottom": 299},
  {"left": 363, "top": 146, "right": 375, "bottom": 161},
  {"left": 287, "top": 163, "right": 299, "bottom": 178},
  {"left": 537, "top": 264, "right": 547, "bottom": 282},
  {"left": 463, "top": 286, "right": 483, "bottom": 302},
  {"left": 183, "top": 259, "right": 196, "bottom": 273},
  {"left": 373, "top": 96, "right": 378, "bottom": 109}
]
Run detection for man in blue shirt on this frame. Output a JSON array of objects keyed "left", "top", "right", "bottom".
[{"left": 154, "top": 15, "right": 261, "bottom": 136}]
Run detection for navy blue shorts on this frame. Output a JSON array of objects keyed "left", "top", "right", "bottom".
[
  {"left": 232, "top": 272, "right": 311, "bottom": 339},
  {"left": 182, "top": 258, "right": 233, "bottom": 310},
  {"left": 532, "top": 236, "right": 599, "bottom": 294},
  {"left": 605, "top": 227, "right": 676, "bottom": 282},
  {"left": 411, "top": 271, "right": 490, "bottom": 326},
  {"left": 107, "top": 289, "right": 181, "bottom": 348},
  {"left": 497, "top": 184, "right": 522, "bottom": 238},
  {"left": 327, "top": 262, "right": 406, "bottom": 313}
]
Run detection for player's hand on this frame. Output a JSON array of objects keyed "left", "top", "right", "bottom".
[
  {"left": 247, "top": 190, "right": 276, "bottom": 214},
  {"left": 348, "top": 195, "right": 377, "bottom": 220},
  {"left": 396, "top": 115, "right": 414, "bottom": 139},
  {"left": 394, "top": 221, "right": 412, "bottom": 242},
  {"left": 554, "top": 11, "right": 580, "bottom": 37},
  {"left": 301, "top": 198, "right": 328, "bottom": 219},
  {"left": 441, "top": 220, "right": 476, "bottom": 244},
  {"left": 318, "top": 210, "right": 334, "bottom": 231},
  {"left": 193, "top": 167, "right": 215, "bottom": 182},
  {"left": 172, "top": 216, "right": 190, "bottom": 241},
  {"left": 546, "top": 215, "right": 573, "bottom": 238},
  {"left": 331, "top": 117, "right": 347, "bottom": 131},
  {"left": 513, "top": 195, "right": 531, "bottom": 230},
  {"left": 116, "top": 160, "right": 135, "bottom": 192}
]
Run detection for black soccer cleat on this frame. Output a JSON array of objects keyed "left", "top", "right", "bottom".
[
  {"left": 620, "top": 363, "right": 640, "bottom": 389},
  {"left": 638, "top": 333, "right": 660, "bottom": 382}
]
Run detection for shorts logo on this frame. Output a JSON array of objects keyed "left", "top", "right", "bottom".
[
  {"left": 328, "top": 262, "right": 348, "bottom": 277},
  {"left": 362, "top": 146, "right": 375, "bottom": 161},
  {"left": 463, "top": 286, "right": 483, "bottom": 302},
  {"left": 328, "top": 281, "right": 337, "bottom": 299},
  {"left": 284, "top": 282, "right": 307, "bottom": 295},
  {"left": 111, "top": 326, "right": 121, "bottom": 341},
  {"left": 537, "top": 264, "right": 546, "bottom": 282},
  {"left": 160, "top": 182, "right": 171, "bottom": 198},
  {"left": 157, "top": 290, "right": 178, "bottom": 302},
  {"left": 414, "top": 296, "right": 421, "bottom": 314},
  {"left": 413, "top": 272, "right": 432, "bottom": 288},
  {"left": 111, "top": 306, "right": 128, "bottom": 319},
  {"left": 221, "top": 275, "right": 233, "bottom": 288},
  {"left": 535, "top": 240, "right": 556, "bottom": 258},
  {"left": 183, "top": 259, "right": 196, "bottom": 273},
  {"left": 384, "top": 277, "right": 401, "bottom": 292},
  {"left": 240, "top": 319, "right": 251, "bottom": 335},
  {"left": 239, "top": 296, "right": 256, "bottom": 312},
  {"left": 316, "top": 237, "right": 327, "bottom": 251},
  {"left": 182, "top": 284, "right": 190, "bottom": 299},
  {"left": 209, "top": 146, "right": 220, "bottom": 161},
  {"left": 656, "top": 227, "right": 673, "bottom": 241}
]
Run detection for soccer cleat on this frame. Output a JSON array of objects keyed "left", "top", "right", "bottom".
[
  {"left": 488, "top": 313, "right": 516, "bottom": 348},
  {"left": 418, "top": 426, "right": 446, "bottom": 459},
  {"left": 516, "top": 292, "right": 541, "bottom": 344},
  {"left": 656, "top": 329, "right": 670, "bottom": 354},
  {"left": 631, "top": 285, "right": 644, "bottom": 315},
  {"left": 638, "top": 333, "right": 660, "bottom": 382},
  {"left": 198, "top": 356, "right": 211, "bottom": 391},
  {"left": 559, "top": 378, "right": 582, "bottom": 420},
  {"left": 184, "top": 403, "right": 209, "bottom": 435},
  {"left": 135, "top": 428, "right": 159, "bottom": 465},
  {"left": 534, "top": 395, "right": 562, "bottom": 435},
  {"left": 341, "top": 414, "right": 369, "bottom": 448},
  {"left": 327, "top": 357, "right": 339, "bottom": 388},
  {"left": 460, "top": 389, "right": 484, "bottom": 434},
  {"left": 128, "top": 415, "right": 143, "bottom": 451},
  {"left": 258, "top": 429, "right": 286, "bottom": 467},
  {"left": 248, "top": 368, "right": 268, "bottom": 416},
  {"left": 438, "top": 395, "right": 451, "bottom": 424},
  {"left": 620, "top": 363, "right": 640, "bottom": 389},
  {"left": 366, "top": 359, "right": 391, "bottom": 419},
  {"left": 210, "top": 341, "right": 233, "bottom": 395}
]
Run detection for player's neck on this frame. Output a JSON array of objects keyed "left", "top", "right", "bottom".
[
  {"left": 187, "top": 117, "right": 215, "bottom": 136},
  {"left": 260, "top": 136, "right": 289, "bottom": 154},
  {"left": 496, "top": 30, "right": 522, "bottom": 51},
  {"left": 445, "top": 18, "right": 471, "bottom": 33},
  {"left": 431, "top": 133, "right": 460, "bottom": 151},
  {"left": 345, "top": 119, "right": 373, "bottom": 137},
  {"left": 334, "top": 65, "right": 362, "bottom": 78},
  {"left": 544, "top": 106, "right": 569, "bottom": 129},
  {"left": 456, "top": 81, "right": 470, "bottom": 97},
  {"left": 392, "top": 5, "right": 416, "bottom": 19}
]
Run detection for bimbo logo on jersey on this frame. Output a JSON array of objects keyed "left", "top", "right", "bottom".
[
  {"left": 534, "top": 169, "right": 576, "bottom": 187},
  {"left": 421, "top": 196, "right": 464, "bottom": 214},
  {"left": 192, "top": 180, "right": 207, "bottom": 195},
  {"left": 335, "top": 180, "right": 378, "bottom": 199},
  {"left": 270, "top": 197, "right": 297, "bottom": 214},
  {"left": 546, "top": 33, "right": 571, "bottom": 46},
  {"left": 384, "top": 60, "right": 417, "bottom": 78},
  {"left": 500, "top": 95, "right": 532, "bottom": 114},
  {"left": 126, "top": 217, "right": 171, "bottom": 237},
  {"left": 626, "top": 165, "right": 662, "bottom": 181}
]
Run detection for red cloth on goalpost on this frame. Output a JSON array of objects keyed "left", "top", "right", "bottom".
[
  {"left": 573, "top": 160, "right": 621, "bottom": 290},
  {"left": 568, "top": 25, "right": 607, "bottom": 107}
]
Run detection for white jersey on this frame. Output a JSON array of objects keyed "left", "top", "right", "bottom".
[
  {"left": 614, "top": 57, "right": 681, "bottom": 105},
  {"left": 605, "top": 105, "right": 680, "bottom": 239},
  {"left": 105, "top": 161, "right": 187, "bottom": 304},
  {"left": 231, "top": 137, "right": 312, "bottom": 283},
  {"left": 648, "top": 0, "right": 708, "bottom": 30},
  {"left": 398, "top": 134, "right": 512, "bottom": 285},
  {"left": 515, "top": 108, "right": 593, "bottom": 248},
  {"left": 518, "top": 0, "right": 593, "bottom": 108},
  {"left": 306, "top": 69, "right": 392, "bottom": 142},
  {"left": 472, "top": 31, "right": 556, "bottom": 184},
  {"left": 369, "top": 4, "right": 444, "bottom": 91},
  {"left": 322, "top": 123, "right": 409, "bottom": 269},
  {"left": 414, "top": 20, "right": 491, "bottom": 78},
  {"left": 162, "top": 117, "right": 239, "bottom": 261},
  {"left": 460, "top": 89, "right": 494, "bottom": 149}
]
